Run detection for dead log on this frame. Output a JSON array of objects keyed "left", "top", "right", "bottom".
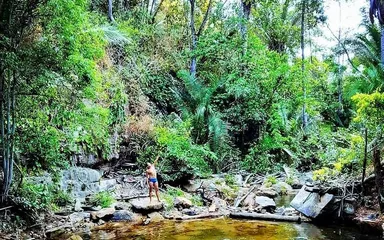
[
  {"left": 175, "top": 212, "right": 225, "bottom": 220},
  {"left": 230, "top": 212, "right": 301, "bottom": 223}
]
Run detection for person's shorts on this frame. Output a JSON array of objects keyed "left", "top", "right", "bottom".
[{"left": 149, "top": 178, "right": 157, "bottom": 183}]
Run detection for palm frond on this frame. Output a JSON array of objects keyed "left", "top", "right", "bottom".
[{"left": 99, "top": 25, "right": 130, "bottom": 45}]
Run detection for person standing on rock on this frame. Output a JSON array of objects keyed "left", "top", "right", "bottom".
[{"left": 146, "top": 155, "right": 160, "bottom": 203}]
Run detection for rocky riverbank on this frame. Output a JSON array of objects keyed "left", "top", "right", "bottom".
[{"left": 1, "top": 167, "right": 383, "bottom": 239}]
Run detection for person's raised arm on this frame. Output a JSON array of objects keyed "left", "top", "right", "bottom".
[{"left": 153, "top": 155, "right": 159, "bottom": 166}]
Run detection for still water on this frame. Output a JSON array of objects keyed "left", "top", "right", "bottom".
[{"left": 85, "top": 218, "right": 382, "bottom": 240}]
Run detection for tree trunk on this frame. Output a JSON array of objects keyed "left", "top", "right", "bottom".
[
  {"left": 108, "top": 0, "right": 115, "bottom": 22},
  {"left": 381, "top": 25, "right": 384, "bottom": 65},
  {"left": 362, "top": 128, "right": 368, "bottom": 197},
  {"left": 373, "top": 146, "right": 384, "bottom": 212},
  {"left": 300, "top": 0, "right": 307, "bottom": 133},
  {"left": 189, "top": 0, "right": 197, "bottom": 77},
  {"left": 240, "top": 0, "right": 251, "bottom": 55},
  {"left": 337, "top": 0, "right": 343, "bottom": 113}
]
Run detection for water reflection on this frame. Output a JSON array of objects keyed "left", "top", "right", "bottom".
[{"left": 84, "top": 218, "right": 381, "bottom": 240}]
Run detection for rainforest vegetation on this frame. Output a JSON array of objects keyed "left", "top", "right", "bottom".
[{"left": 2, "top": 0, "right": 384, "bottom": 219}]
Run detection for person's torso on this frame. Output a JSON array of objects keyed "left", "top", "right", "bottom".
[{"left": 147, "top": 166, "right": 157, "bottom": 178}]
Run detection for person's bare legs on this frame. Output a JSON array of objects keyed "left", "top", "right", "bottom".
[
  {"left": 149, "top": 182, "right": 154, "bottom": 203},
  {"left": 154, "top": 182, "right": 160, "bottom": 202}
]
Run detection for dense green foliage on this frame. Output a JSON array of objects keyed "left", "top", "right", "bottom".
[{"left": 1, "top": 0, "right": 384, "bottom": 203}]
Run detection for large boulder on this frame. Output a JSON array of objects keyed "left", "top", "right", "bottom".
[
  {"left": 290, "top": 186, "right": 334, "bottom": 219},
  {"left": 60, "top": 167, "right": 102, "bottom": 198},
  {"left": 111, "top": 210, "right": 133, "bottom": 221},
  {"left": 174, "top": 197, "right": 193, "bottom": 209},
  {"left": 130, "top": 198, "right": 163, "bottom": 212}
]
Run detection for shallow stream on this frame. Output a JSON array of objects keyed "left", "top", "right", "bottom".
[{"left": 78, "top": 218, "right": 381, "bottom": 240}]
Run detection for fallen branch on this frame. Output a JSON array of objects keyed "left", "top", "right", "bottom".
[
  {"left": 234, "top": 185, "right": 257, "bottom": 208},
  {"left": 116, "top": 194, "right": 148, "bottom": 201},
  {"left": 0, "top": 206, "right": 12, "bottom": 211},
  {"left": 230, "top": 212, "right": 301, "bottom": 223}
]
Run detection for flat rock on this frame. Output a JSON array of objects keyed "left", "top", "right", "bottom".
[
  {"left": 290, "top": 186, "right": 333, "bottom": 219},
  {"left": 91, "top": 207, "right": 115, "bottom": 220},
  {"left": 111, "top": 210, "right": 133, "bottom": 221},
  {"left": 256, "top": 196, "right": 276, "bottom": 208},
  {"left": 130, "top": 198, "right": 163, "bottom": 211}
]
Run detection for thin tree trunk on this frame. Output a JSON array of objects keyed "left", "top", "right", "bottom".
[
  {"left": 337, "top": 0, "right": 343, "bottom": 112},
  {"left": 362, "top": 128, "right": 368, "bottom": 197},
  {"left": 373, "top": 146, "right": 384, "bottom": 212},
  {"left": 300, "top": 0, "right": 307, "bottom": 133},
  {"left": 189, "top": 0, "right": 213, "bottom": 77},
  {"left": 381, "top": 25, "right": 384, "bottom": 65},
  {"left": 108, "top": 0, "right": 115, "bottom": 22},
  {"left": 189, "top": 0, "right": 197, "bottom": 77}
]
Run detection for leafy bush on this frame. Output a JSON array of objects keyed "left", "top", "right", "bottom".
[
  {"left": 138, "top": 119, "right": 215, "bottom": 182},
  {"left": 16, "top": 181, "right": 72, "bottom": 212},
  {"left": 90, "top": 191, "right": 115, "bottom": 208}
]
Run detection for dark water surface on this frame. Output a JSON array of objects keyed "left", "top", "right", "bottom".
[{"left": 86, "top": 218, "right": 382, "bottom": 240}]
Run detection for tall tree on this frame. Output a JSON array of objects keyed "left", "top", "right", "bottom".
[
  {"left": 108, "top": 0, "right": 115, "bottom": 22},
  {"left": 240, "top": 0, "right": 252, "bottom": 55},
  {"left": 301, "top": 0, "right": 308, "bottom": 133},
  {"left": 369, "top": 0, "right": 384, "bottom": 64},
  {"left": 368, "top": 0, "right": 384, "bottom": 213},
  {"left": 0, "top": 0, "right": 42, "bottom": 203},
  {"left": 189, "top": 0, "right": 213, "bottom": 77}
]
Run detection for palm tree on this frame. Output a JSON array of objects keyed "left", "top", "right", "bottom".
[
  {"left": 175, "top": 70, "right": 228, "bottom": 152},
  {"left": 369, "top": 0, "right": 384, "bottom": 64}
]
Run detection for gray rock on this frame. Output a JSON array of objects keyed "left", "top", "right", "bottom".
[
  {"left": 174, "top": 197, "right": 193, "bottom": 209},
  {"left": 111, "top": 210, "right": 133, "bottom": 221},
  {"left": 91, "top": 207, "right": 115, "bottom": 220},
  {"left": 255, "top": 196, "right": 276, "bottom": 208},
  {"left": 74, "top": 199, "right": 83, "bottom": 212},
  {"left": 60, "top": 167, "right": 102, "bottom": 199},
  {"left": 290, "top": 186, "right": 334, "bottom": 219},
  {"left": 112, "top": 201, "right": 131, "bottom": 210},
  {"left": 255, "top": 187, "right": 278, "bottom": 198},
  {"left": 130, "top": 198, "right": 163, "bottom": 211},
  {"left": 69, "top": 212, "right": 90, "bottom": 224},
  {"left": 147, "top": 212, "right": 164, "bottom": 222},
  {"left": 183, "top": 180, "right": 202, "bottom": 192},
  {"left": 181, "top": 208, "right": 199, "bottom": 216}
]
